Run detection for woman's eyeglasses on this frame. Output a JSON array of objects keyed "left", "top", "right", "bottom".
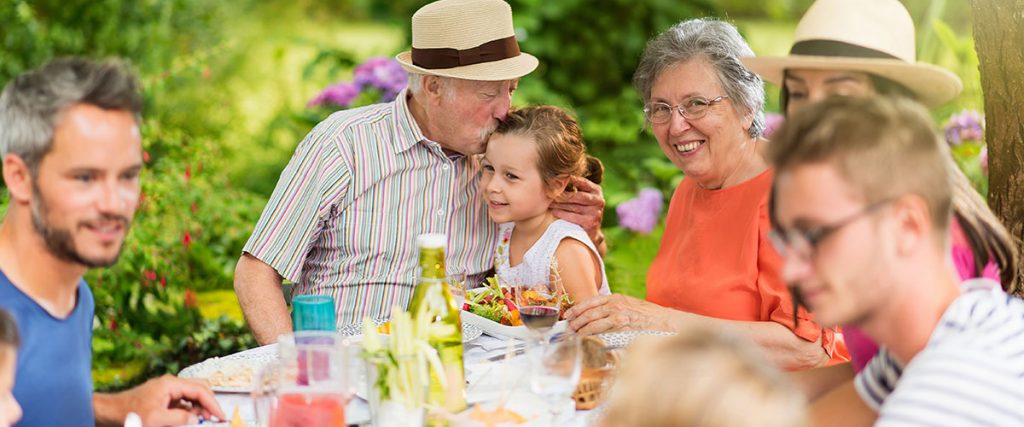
[{"left": 642, "top": 95, "right": 729, "bottom": 124}]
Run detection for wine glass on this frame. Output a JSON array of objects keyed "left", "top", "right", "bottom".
[
  {"left": 528, "top": 333, "right": 582, "bottom": 424},
  {"left": 515, "top": 278, "right": 563, "bottom": 346},
  {"left": 447, "top": 271, "right": 467, "bottom": 310}
]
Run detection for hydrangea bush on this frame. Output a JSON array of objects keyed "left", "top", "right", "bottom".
[
  {"left": 308, "top": 57, "right": 408, "bottom": 109},
  {"left": 616, "top": 188, "right": 665, "bottom": 234},
  {"left": 943, "top": 109, "right": 989, "bottom": 196}
]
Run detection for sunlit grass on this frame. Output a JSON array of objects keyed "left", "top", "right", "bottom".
[{"left": 197, "top": 289, "right": 245, "bottom": 322}]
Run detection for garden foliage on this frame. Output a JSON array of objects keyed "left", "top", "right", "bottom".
[{"left": 1, "top": 0, "right": 259, "bottom": 389}]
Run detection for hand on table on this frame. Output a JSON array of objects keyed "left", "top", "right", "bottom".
[
  {"left": 551, "top": 176, "right": 606, "bottom": 246},
  {"left": 565, "top": 294, "right": 674, "bottom": 335},
  {"left": 106, "top": 374, "right": 225, "bottom": 427}
]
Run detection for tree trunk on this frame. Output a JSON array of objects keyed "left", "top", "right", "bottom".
[{"left": 971, "top": 0, "right": 1024, "bottom": 293}]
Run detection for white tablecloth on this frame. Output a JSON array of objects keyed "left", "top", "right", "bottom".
[{"left": 186, "top": 334, "right": 600, "bottom": 426}]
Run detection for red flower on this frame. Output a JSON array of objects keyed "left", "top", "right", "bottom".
[
  {"left": 184, "top": 165, "right": 192, "bottom": 182},
  {"left": 184, "top": 289, "right": 198, "bottom": 308},
  {"left": 182, "top": 231, "right": 193, "bottom": 248},
  {"left": 191, "top": 202, "right": 198, "bottom": 214},
  {"left": 108, "top": 318, "right": 118, "bottom": 331},
  {"left": 144, "top": 270, "right": 157, "bottom": 281},
  {"left": 143, "top": 150, "right": 150, "bottom": 163},
  {"left": 160, "top": 276, "right": 167, "bottom": 288}
]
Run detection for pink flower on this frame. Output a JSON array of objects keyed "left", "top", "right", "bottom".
[
  {"left": 944, "top": 110, "right": 984, "bottom": 146},
  {"left": 617, "top": 188, "right": 664, "bottom": 233},
  {"left": 307, "top": 82, "right": 360, "bottom": 109},
  {"left": 980, "top": 146, "right": 989, "bottom": 175},
  {"left": 353, "top": 57, "right": 408, "bottom": 101},
  {"left": 763, "top": 113, "right": 785, "bottom": 139}
]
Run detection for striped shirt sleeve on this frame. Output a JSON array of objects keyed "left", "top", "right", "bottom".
[
  {"left": 243, "top": 119, "right": 350, "bottom": 282},
  {"left": 855, "top": 349, "right": 902, "bottom": 412},
  {"left": 874, "top": 349, "right": 1024, "bottom": 426}
]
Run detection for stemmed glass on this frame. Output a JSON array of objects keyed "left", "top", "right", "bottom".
[
  {"left": 528, "top": 333, "right": 582, "bottom": 424},
  {"left": 514, "top": 277, "right": 564, "bottom": 347},
  {"left": 447, "top": 271, "right": 467, "bottom": 310}
]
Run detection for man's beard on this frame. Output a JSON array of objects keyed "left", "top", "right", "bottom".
[
  {"left": 30, "top": 188, "right": 130, "bottom": 268},
  {"left": 477, "top": 122, "right": 498, "bottom": 147}
]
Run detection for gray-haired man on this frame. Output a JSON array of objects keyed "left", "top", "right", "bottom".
[{"left": 0, "top": 57, "right": 224, "bottom": 427}]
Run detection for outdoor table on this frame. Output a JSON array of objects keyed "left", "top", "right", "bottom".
[{"left": 178, "top": 333, "right": 601, "bottom": 426}]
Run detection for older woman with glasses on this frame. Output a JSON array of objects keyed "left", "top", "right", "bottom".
[{"left": 566, "top": 18, "right": 844, "bottom": 370}]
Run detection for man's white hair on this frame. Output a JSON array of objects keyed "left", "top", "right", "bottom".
[{"left": 407, "top": 73, "right": 457, "bottom": 100}]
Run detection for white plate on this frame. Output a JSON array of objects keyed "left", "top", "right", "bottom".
[
  {"left": 461, "top": 310, "right": 567, "bottom": 340},
  {"left": 596, "top": 330, "right": 675, "bottom": 349},
  {"left": 178, "top": 344, "right": 278, "bottom": 393},
  {"left": 338, "top": 322, "right": 483, "bottom": 342}
]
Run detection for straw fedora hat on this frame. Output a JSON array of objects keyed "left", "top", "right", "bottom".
[
  {"left": 741, "top": 0, "right": 962, "bottom": 107},
  {"left": 396, "top": 0, "right": 538, "bottom": 81}
]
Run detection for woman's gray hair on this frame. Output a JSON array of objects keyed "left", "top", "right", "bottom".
[
  {"left": 0, "top": 57, "right": 142, "bottom": 175},
  {"left": 633, "top": 19, "right": 766, "bottom": 138}
]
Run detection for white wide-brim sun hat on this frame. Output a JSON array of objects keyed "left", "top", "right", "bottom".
[
  {"left": 741, "top": 0, "right": 962, "bottom": 108},
  {"left": 396, "top": 0, "right": 538, "bottom": 81}
]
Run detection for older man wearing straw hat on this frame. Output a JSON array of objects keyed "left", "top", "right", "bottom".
[{"left": 235, "top": 0, "right": 607, "bottom": 344}]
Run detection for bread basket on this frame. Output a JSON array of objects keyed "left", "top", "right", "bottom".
[{"left": 572, "top": 336, "right": 618, "bottom": 410}]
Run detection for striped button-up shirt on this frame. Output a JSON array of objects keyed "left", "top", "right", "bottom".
[{"left": 243, "top": 90, "right": 497, "bottom": 324}]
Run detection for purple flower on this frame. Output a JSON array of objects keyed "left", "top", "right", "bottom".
[
  {"left": 307, "top": 82, "right": 360, "bottom": 108},
  {"left": 352, "top": 57, "right": 408, "bottom": 102},
  {"left": 980, "top": 145, "right": 989, "bottom": 175},
  {"left": 943, "top": 110, "right": 984, "bottom": 146},
  {"left": 617, "top": 188, "right": 664, "bottom": 233},
  {"left": 763, "top": 113, "right": 785, "bottom": 139}
]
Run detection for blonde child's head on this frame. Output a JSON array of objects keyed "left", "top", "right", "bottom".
[
  {"left": 494, "top": 106, "right": 603, "bottom": 195},
  {"left": 600, "top": 327, "right": 807, "bottom": 427},
  {"left": 0, "top": 309, "right": 21, "bottom": 427}
]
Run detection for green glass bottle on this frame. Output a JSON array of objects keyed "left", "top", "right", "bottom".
[{"left": 407, "top": 233, "right": 466, "bottom": 413}]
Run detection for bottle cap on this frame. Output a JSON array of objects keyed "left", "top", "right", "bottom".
[{"left": 417, "top": 233, "right": 447, "bottom": 249}]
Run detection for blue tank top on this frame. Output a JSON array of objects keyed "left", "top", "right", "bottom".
[{"left": 0, "top": 271, "right": 94, "bottom": 427}]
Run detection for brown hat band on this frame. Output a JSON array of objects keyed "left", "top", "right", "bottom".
[
  {"left": 411, "top": 36, "right": 521, "bottom": 70},
  {"left": 790, "top": 39, "right": 901, "bottom": 61}
]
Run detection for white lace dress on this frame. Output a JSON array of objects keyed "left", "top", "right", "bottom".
[{"left": 494, "top": 219, "right": 611, "bottom": 295}]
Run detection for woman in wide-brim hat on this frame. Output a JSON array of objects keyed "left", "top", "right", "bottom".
[
  {"left": 743, "top": 0, "right": 1019, "bottom": 413},
  {"left": 741, "top": 0, "right": 962, "bottom": 110}
]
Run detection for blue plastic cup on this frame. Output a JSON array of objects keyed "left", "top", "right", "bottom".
[{"left": 291, "top": 295, "right": 337, "bottom": 332}]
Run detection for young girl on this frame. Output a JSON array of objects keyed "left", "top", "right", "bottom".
[
  {"left": 481, "top": 106, "right": 610, "bottom": 302},
  {"left": 0, "top": 309, "right": 22, "bottom": 427}
]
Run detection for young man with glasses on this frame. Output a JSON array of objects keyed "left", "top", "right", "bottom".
[{"left": 769, "top": 96, "right": 1024, "bottom": 426}]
